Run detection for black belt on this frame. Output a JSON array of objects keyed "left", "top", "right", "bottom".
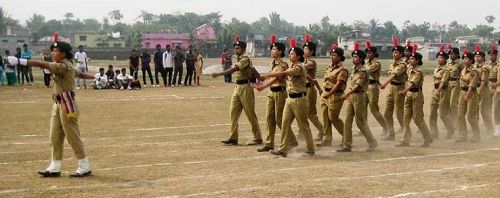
[
  {"left": 324, "top": 88, "right": 344, "bottom": 93},
  {"left": 461, "top": 86, "right": 475, "bottom": 91},
  {"left": 288, "top": 92, "right": 306, "bottom": 98},
  {"left": 449, "top": 77, "right": 459, "bottom": 81},
  {"left": 352, "top": 89, "right": 365, "bottom": 93},
  {"left": 434, "top": 83, "right": 447, "bottom": 89},
  {"left": 306, "top": 82, "right": 313, "bottom": 88},
  {"left": 390, "top": 81, "right": 404, "bottom": 86},
  {"left": 490, "top": 79, "right": 498, "bottom": 83},
  {"left": 270, "top": 86, "right": 286, "bottom": 92},
  {"left": 236, "top": 79, "right": 251, "bottom": 85},
  {"left": 409, "top": 87, "right": 421, "bottom": 92},
  {"left": 368, "top": 79, "right": 379, "bottom": 85}
]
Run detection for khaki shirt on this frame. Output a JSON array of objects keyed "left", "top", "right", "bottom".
[
  {"left": 323, "top": 63, "right": 348, "bottom": 90},
  {"left": 489, "top": 61, "right": 499, "bottom": 80},
  {"left": 269, "top": 59, "right": 288, "bottom": 87},
  {"left": 285, "top": 63, "right": 307, "bottom": 94},
  {"left": 407, "top": 66, "right": 424, "bottom": 88},
  {"left": 460, "top": 66, "right": 479, "bottom": 89},
  {"left": 49, "top": 59, "right": 80, "bottom": 94},
  {"left": 364, "top": 58, "right": 381, "bottom": 81},
  {"left": 304, "top": 58, "right": 317, "bottom": 80},
  {"left": 474, "top": 63, "right": 491, "bottom": 85},
  {"left": 388, "top": 59, "right": 407, "bottom": 83},
  {"left": 348, "top": 66, "right": 368, "bottom": 91},
  {"left": 447, "top": 59, "right": 462, "bottom": 80},
  {"left": 432, "top": 64, "right": 450, "bottom": 86},
  {"left": 234, "top": 55, "right": 254, "bottom": 80}
]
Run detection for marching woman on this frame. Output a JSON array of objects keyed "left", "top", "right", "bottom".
[
  {"left": 256, "top": 35, "right": 298, "bottom": 152},
  {"left": 429, "top": 45, "right": 454, "bottom": 138},
  {"left": 7, "top": 32, "right": 96, "bottom": 177},
  {"left": 395, "top": 45, "right": 433, "bottom": 147},
  {"left": 473, "top": 45, "right": 494, "bottom": 134},
  {"left": 260, "top": 38, "right": 315, "bottom": 157},
  {"left": 488, "top": 44, "right": 500, "bottom": 137},
  {"left": 455, "top": 49, "right": 481, "bottom": 143},
  {"left": 316, "top": 44, "right": 348, "bottom": 147},
  {"left": 302, "top": 34, "right": 324, "bottom": 140}
]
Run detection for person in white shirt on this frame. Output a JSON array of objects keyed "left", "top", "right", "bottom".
[
  {"left": 94, "top": 68, "right": 108, "bottom": 89},
  {"left": 162, "top": 44, "right": 174, "bottom": 86},
  {"left": 74, "top": 45, "right": 88, "bottom": 89},
  {"left": 117, "top": 68, "right": 133, "bottom": 90}
]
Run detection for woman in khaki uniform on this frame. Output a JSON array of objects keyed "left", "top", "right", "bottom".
[
  {"left": 456, "top": 49, "right": 481, "bottom": 143},
  {"left": 429, "top": 45, "right": 455, "bottom": 138},
  {"left": 380, "top": 37, "right": 407, "bottom": 141},
  {"left": 446, "top": 46, "right": 462, "bottom": 137},
  {"left": 256, "top": 35, "right": 298, "bottom": 152},
  {"left": 338, "top": 43, "right": 378, "bottom": 152},
  {"left": 473, "top": 45, "right": 494, "bottom": 134},
  {"left": 260, "top": 38, "right": 315, "bottom": 157},
  {"left": 488, "top": 44, "right": 500, "bottom": 137},
  {"left": 212, "top": 36, "right": 263, "bottom": 146},
  {"left": 364, "top": 41, "right": 389, "bottom": 135},
  {"left": 7, "top": 33, "right": 95, "bottom": 177},
  {"left": 395, "top": 45, "right": 433, "bottom": 147},
  {"left": 302, "top": 34, "right": 324, "bottom": 140},
  {"left": 317, "top": 44, "right": 348, "bottom": 147}
]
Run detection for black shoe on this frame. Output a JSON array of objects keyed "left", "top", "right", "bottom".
[
  {"left": 336, "top": 147, "right": 351, "bottom": 152},
  {"left": 69, "top": 170, "right": 92, "bottom": 177},
  {"left": 381, "top": 134, "right": 395, "bottom": 141},
  {"left": 221, "top": 139, "right": 238, "bottom": 145},
  {"left": 395, "top": 142, "right": 410, "bottom": 147},
  {"left": 270, "top": 150, "right": 287, "bottom": 157},
  {"left": 247, "top": 139, "right": 263, "bottom": 146},
  {"left": 37, "top": 170, "right": 61, "bottom": 178},
  {"left": 302, "top": 151, "right": 315, "bottom": 156},
  {"left": 316, "top": 141, "right": 332, "bottom": 147},
  {"left": 257, "top": 146, "right": 273, "bottom": 152}
]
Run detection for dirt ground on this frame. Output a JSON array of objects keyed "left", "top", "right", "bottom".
[{"left": 0, "top": 58, "right": 499, "bottom": 198}]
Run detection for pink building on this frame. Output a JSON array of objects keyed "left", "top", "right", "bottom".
[
  {"left": 141, "top": 33, "right": 190, "bottom": 49},
  {"left": 194, "top": 24, "right": 216, "bottom": 42}
]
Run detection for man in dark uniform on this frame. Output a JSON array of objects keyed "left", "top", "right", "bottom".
[
  {"left": 153, "top": 44, "right": 166, "bottom": 87},
  {"left": 172, "top": 46, "right": 185, "bottom": 86},
  {"left": 184, "top": 45, "right": 196, "bottom": 86}
]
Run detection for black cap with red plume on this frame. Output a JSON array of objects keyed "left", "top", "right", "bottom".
[
  {"left": 474, "top": 44, "right": 485, "bottom": 57},
  {"left": 288, "top": 37, "right": 304, "bottom": 62},
  {"left": 364, "top": 40, "right": 378, "bottom": 54},
  {"left": 462, "top": 48, "right": 475, "bottom": 63},
  {"left": 330, "top": 43, "right": 345, "bottom": 62},
  {"left": 233, "top": 35, "right": 247, "bottom": 48},
  {"left": 447, "top": 44, "right": 460, "bottom": 55},
  {"left": 351, "top": 42, "right": 366, "bottom": 60},
  {"left": 49, "top": 31, "right": 73, "bottom": 60},
  {"left": 409, "top": 44, "right": 423, "bottom": 66},
  {"left": 392, "top": 36, "right": 404, "bottom": 53},
  {"left": 302, "top": 33, "right": 317, "bottom": 57},
  {"left": 436, "top": 44, "right": 449, "bottom": 59},
  {"left": 489, "top": 43, "right": 498, "bottom": 55},
  {"left": 269, "top": 34, "right": 286, "bottom": 57},
  {"left": 405, "top": 40, "right": 413, "bottom": 51}
]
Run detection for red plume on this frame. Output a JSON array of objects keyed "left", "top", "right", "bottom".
[
  {"left": 474, "top": 44, "right": 481, "bottom": 52},
  {"left": 463, "top": 48, "right": 469, "bottom": 55},
  {"left": 290, "top": 37, "right": 297, "bottom": 48},
  {"left": 234, "top": 35, "right": 240, "bottom": 42},
  {"left": 439, "top": 45, "right": 445, "bottom": 53},
  {"left": 448, "top": 44, "right": 453, "bottom": 50},
  {"left": 53, "top": 32, "right": 59, "bottom": 43},
  {"left": 366, "top": 41, "right": 372, "bottom": 49},
  {"left": 304, "top": 33, "right": 311, "bottom": 43},
  {"left": 405, "top": 40, "right": 411, "bottom": 47},
  {"left": 354, "top": 42, "right": 360, "bottom": 51},
  {"left": 331, "top": 44, "right": 337, "bottom": 50},
  {"left": 491, "top": 43, "right": 497, "bottom": 51},
  {"left": 392, "top": 36, "right": 399, "bottom": 47},
  {"left": 270, "top": 34, "right": 277, "bottom": 44},
  {"left": 412, "top": 44, "right": 418, "bottom": 54}
]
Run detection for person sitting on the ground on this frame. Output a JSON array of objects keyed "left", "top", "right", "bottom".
[
  {"left": 113, "top": 69, "right": 120, "bottom": 88},
  {"left": 93, "top": 68, "right": 107, "bottom": 90},
  {"left": 117, "top": 68, "right": 133, "bottom": 90},
  {"left": 105, "top": 65, "right": 115, "bottom": 88}
]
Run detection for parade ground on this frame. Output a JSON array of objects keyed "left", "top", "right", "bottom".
[{"left": 1, "top": 58, "right": 499, "bottom": 197}]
